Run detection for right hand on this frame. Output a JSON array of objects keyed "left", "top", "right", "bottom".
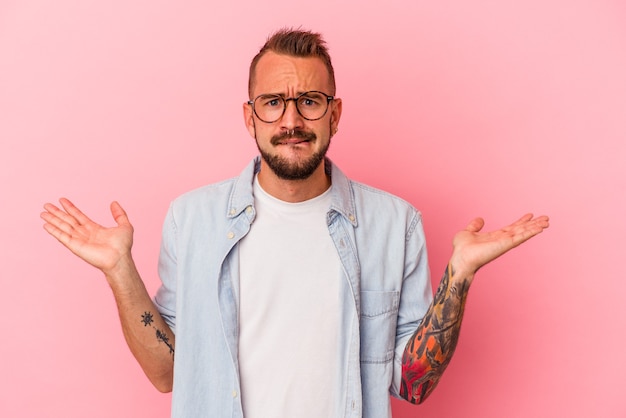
[{"left": 41, "top": 198, "right": 134, "bottom": 276}]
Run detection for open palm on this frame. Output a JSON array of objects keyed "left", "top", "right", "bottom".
[
  {"left": 41, "top": 198, "right": 134, "bottom": 274},
  {"left": 451, "top": 213, "right": 550, "bottom": 274}
]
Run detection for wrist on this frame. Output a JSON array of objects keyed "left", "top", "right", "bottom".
[
  {"left": 103, "top": 253, "right": 139, "bottom": 290},
  {"left": 447, "top": 258, "right": 476, "bottom": 285}
]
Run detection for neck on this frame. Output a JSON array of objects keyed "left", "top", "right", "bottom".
[{"left": 257, "top": 160, "right": 331, "bottom": 203}]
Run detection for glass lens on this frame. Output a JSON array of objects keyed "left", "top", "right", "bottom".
[
  {"left": 252, "top": 91, "right": 330, "bottom": 122},
  {"left": 254, "top": 94, "right": 284, "bottom": 122},
  {"left": 296, "top": 92, "right": 327, "bottom": 120}
]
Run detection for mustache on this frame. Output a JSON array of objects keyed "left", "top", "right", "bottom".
[{"left": 270, "top": 129, "right": 317, "bottom": 145}]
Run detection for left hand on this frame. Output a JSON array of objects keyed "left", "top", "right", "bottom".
[{"left": 450, "top": 213, "right": 550, "bottom": 278}]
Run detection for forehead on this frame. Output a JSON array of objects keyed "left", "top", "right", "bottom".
[{"left": 252, "top": 51, "right": 331, "bottom": 96}]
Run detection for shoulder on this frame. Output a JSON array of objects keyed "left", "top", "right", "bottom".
[
  {"left": 351, "top": 180, "right": 420, "bottom": 216},
  {"left": 329, "top": 159, "right": 421, "bottom": 220},
  {"left": 173, "top": 177, "right": 237, "bottom": 207},
  {"left": 346, "top": 179, "right": 424, "bottom": 238},
  {"left": 350, "top": 180, "right": 415, "bottom": 208},
  {"left": 170, "top": 158, "right": 257, "bottom": 214},
  {"left": 165, "top": 177, "right": 241, "bottom": 228}
]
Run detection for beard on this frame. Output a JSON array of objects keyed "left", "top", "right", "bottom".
[{"left": 257, "top": 128, "right": 330, "bottom": 181}]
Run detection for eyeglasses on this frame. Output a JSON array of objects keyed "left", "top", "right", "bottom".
[{"left": 247, "top": 91, "right": 334, "bottom": 123}]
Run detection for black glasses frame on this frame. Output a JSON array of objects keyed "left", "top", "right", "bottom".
[{"left": 247, "top": 90, "right": 334, "bottom": 123}]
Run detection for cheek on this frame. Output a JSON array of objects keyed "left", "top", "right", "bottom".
[{"left": 252, "top": 124, "right": 276, "bottom": 143}]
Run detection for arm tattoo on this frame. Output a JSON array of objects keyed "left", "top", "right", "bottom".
[
  {"left": 400, "top": 264, "right": 470, "bottom": 404},
  {"left": 141, "top": 311, "right": 175, "bottom": 359}
]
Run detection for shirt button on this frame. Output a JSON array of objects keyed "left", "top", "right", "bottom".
[
  {"left": 245, "top": 206, "right": 253, "bottom": 214},
  {"left": 229, "top": 208, "right": 236, "bottom": 215},
  {"left": 232, "top": 390, "right": 238, "bottom": 398},
  {"left": 348, "top": 214, "right": 355, "bottom": 222},
  {"left": 227, "top": 232, "right": 235, "bottom": 239}
]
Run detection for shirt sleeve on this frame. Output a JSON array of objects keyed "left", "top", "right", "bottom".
[
  {"left": 390, "top": 210, "right": 433, "bottom": 398},
  {"left": 154, "top": 203, "right": 178, "bottom": 333}
]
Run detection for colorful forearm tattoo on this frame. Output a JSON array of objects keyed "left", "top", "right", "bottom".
[{"left": 400, "top": 264, "right": 470, "bottom": 404}]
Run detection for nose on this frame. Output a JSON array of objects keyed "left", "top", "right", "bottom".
[{"left": 280, "top": 98, "right": 304, "bottom": 131}]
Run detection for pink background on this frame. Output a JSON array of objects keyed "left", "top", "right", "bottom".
[{"left": 2, "top": 0, "right": 625, "bottom": 417}]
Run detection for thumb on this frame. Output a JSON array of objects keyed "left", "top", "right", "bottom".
[
  {"left": 110, "top": 201, "right": 132, "bottom": 228},
  {"left": 466, "top": 217, "right": 485, "bottom": 233}
]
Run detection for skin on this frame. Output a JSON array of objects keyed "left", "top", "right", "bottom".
[
  {"left": 400, "top": 214, "right": 549, "bottom": 403},
  {"left": 243, "top": 51, "right": 342, "bottom": 203},
  {"left": 40, "top": 199, "right": 175, "bottom": 392},
  {"left": 40, "top": 50, "right": 550, "bottom": 400}
]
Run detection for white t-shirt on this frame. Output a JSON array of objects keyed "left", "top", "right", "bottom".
[{"left": 238, "top": 176, "right": 343, "bottom": 418}]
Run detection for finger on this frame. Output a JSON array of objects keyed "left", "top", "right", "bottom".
[
  {"left": 506, "top": 213, "right": 534, "bottom": 229},
  {"left": 531, "top": 216, "right": 550, "bottom": 232},
  {"left": 110, "top": 201, "right": 132, "bottom": 228},
  {"left": 465, "top": 217, "right": 485, "bottom": 233},
  {"left": 43, "top": 202, "right": 81, "bottom": 229},
  {"left": 510, "top": 218, "right": 549, "bottom": 244},
  {"left": 59, "top": 198, "right": 94, "bottom": 226},
  {"left": 41, "top": 216, "right": 73, "bottom": 247},
  {"left": 502, "top": 214, "right": 544, "bottom": 236},
  {"left": 41, "top": 206, "right": 79, "bottom": 236},
  {"left": 512, "top": 215, "right": 550, "bottom": 235}
]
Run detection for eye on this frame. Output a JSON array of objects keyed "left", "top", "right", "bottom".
[
  {"left": 298, "top": 93, "right": 323, "bottom": 108},
  {"left": 258, "top": 95, "right": 283, "bottom": 107}
]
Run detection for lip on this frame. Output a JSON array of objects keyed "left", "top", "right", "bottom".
[
  {"left": 277, "top": 138, "right": 311, "bottom": 145},
  {"left": 270, "top": 129, "right": 317, "bottom": 146}
]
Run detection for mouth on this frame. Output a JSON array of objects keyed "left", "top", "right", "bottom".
[
  {"left": 271, "top": 129, "right": 317, "bottom": 146},
  {"left": 278, "top": 138, "right": 311, "bottom": 145}
]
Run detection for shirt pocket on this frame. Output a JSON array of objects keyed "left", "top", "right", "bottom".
[{"left": 359, "top": 290, "right": 400, "bottom": 364}]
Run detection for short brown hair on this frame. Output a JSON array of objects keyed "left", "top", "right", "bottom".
[{"left": 248, "top": 28, "right": 336, "bottom": 97}]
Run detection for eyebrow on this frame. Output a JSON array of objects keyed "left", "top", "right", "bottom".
[{"left": 259, "top": 91, "right": 314, "bottom": 98}]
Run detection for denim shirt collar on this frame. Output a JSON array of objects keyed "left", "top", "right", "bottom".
[{"left": 227, "top": 156, "right": 358, "bottom": 228}]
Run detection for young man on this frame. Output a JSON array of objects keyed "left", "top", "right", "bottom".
[{"left": 41, "top": 29, "right": 549, "bottom": 418}]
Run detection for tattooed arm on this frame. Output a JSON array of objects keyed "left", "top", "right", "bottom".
[
  {"left": 41, "top": 198, "right": 175, "bottom": 392},
  {"left": 400, "top": 214, "right": 549, "bottom": 404}
]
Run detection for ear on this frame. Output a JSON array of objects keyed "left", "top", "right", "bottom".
[
  {"left": 243, "top": 101, "right": 256, "bottom": 138},
  {"left": 329, "top": 98, "right": 342, "bottom": 134}
]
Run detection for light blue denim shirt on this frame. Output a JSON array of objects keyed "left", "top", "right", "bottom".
[{"left": 155, "top": 157, "right": 433, "bottom": 418}]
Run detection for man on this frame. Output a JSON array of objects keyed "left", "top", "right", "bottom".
[{"left": 41, "top": 29, "right": 549, "bottom": 417}]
